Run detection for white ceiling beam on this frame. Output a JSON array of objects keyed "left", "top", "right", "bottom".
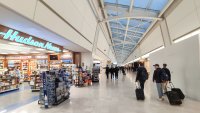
[
  {"left": 101, "top": 15, "right": 162, "bottom": 22},
  {"left": 111, "top": 26, "right": 144, "bottom": 34},
  {"left": 104, "top": 4, "right": 159, "bottom": 17},
  {"left": 119, "top": 0, "right": 135, "bottom": 62}
]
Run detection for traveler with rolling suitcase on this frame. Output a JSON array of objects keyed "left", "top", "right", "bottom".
[
  {"left": 135, "top": 62, "right": 148, "bottom": 91},
  {"left": 162, "top": 63, "right": 171, "bottom": 94},
  {"left": 135, "top": 82, "right": 145, "bottom": 100},
  {"left": 153, "top": 64, "right": 164, "bottom": 101}
]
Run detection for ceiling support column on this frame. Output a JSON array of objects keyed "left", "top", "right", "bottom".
[{"left": 160, "top": 18, "right": 172, "bottom": 47}]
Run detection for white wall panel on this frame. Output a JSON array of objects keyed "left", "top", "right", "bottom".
[
  {"left": 0, "top": 0, "right": 37, "bottom": 19},
  {"left": 96, "top": 49, "right": 109, "bottom": 61},
  {"left": 97, "top": 30, "right": 110, "bottom": 55},
  {"left": 34, "top": 2, "right": 92, "bottom": 51},
  {"left": 140, "top": 27, "right": 164, "bottom": 55},
  {"left": 43, "top": 0, "right": 96, "bottom": 43},
  {"left": 81, "top": 52, "right": 93, "bottom": 70},
  {"left": 149, "top": 35, "right": 200, "bottom": 100},
  {"left": 166, "top": 0, "right": 200, "bottom": 41}
]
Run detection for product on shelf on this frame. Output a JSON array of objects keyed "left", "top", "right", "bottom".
[
  {"left": 49, "top": 61, "right": 61, "bottom": 70},
  {"left": 0, "top": 74, "right": 19, "bottom": 93},
  {"left": 30, "top": 73, "right": 42, "bottom": 92},
  {"left": 8, "top": 60, "right": 21, "bottom": 70},
  {"left": 29, "top": 60, "right": 37, "bottom": 74},
  {"left": 0, "top": 60, "right": 4, "bottom": 70},
  {"left": 37, "top": 60, "right": 48, "bottom": 72},
  {"left": 38, "top": 69, "right": 72, "bottom": 107}
]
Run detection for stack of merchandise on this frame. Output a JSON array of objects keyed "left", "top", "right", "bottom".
[
  {"left": 92, "top": 67, "right": 100, "bottom": 82},
  {"left": 38, "top": 69, "right": 72, "bottom": 107},
  {"left": 74, "top": 71, "right": 92, "bottom": 87},
  {"left": 0, "top": 74, "right": 19, "bottom": 93}
]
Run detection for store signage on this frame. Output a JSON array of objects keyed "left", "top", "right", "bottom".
[
  {"left": 0, "top": 29, "right": 61, "bottom": 52},
  {"left": 0, "top": 25, "right": 62, "bottom": 52}
]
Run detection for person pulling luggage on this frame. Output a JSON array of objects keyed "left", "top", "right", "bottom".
[
  {"left": 162, "top": 63, "right": 171, "bottom": 94},
  {"left": 135, "top": 62, "right": 148, "bottom": 91},
  {"left": 153, "top": 64, "right": 164, "bottom": 101}
]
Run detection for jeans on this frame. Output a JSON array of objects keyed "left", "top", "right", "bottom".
[{"left": 156, "top": 83, "right": 163, "bottom": 98}]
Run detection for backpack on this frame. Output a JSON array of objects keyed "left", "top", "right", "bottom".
[
  {"left": 141, "top": 68, "right": 148, "bottom": 81},
  {"left": 160, "top": 69, "right": 169, "bottom": 81}
]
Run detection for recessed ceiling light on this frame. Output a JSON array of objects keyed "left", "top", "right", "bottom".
[
  {"left": 31, "top": 51, "right": 40, "bottom": 54},
  {"left": 20, "top": 52, "right": 28, "bottom": 54},
  {"left": 11, "top": 53, "right": 18, "bottom": 54},
  {"left": 36, "top": 48, "right": 46, "bottom": 51},
  {"left": 63, "top": 49, "right": 69, "bottom": 52},
  {"left": 1, "top": 53, "right": 8, "bottom": 54},
  {"left": 9, "top": 42, "right": 24, "bottom": 46},
  {"left": 47, "top": 51, "right": 55, "bottom": 53}
]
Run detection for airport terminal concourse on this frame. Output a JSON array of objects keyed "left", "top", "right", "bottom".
[{"left": 0, "top": 0, "right": 200, "bottom": 113}]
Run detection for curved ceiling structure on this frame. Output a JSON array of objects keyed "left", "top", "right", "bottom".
[{"left": 102, "top": 0, "right": 171, "bottom": 63}]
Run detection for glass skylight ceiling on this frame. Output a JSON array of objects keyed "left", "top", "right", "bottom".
[{"left": 104, "top": 0, "right": 169, "bottom": 63}]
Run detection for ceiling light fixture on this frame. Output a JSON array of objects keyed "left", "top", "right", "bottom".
[
  {"left": 174, "top": 29, "right": 200, "bottom": 43},
  {"left": 9, "top": 42, "right": 24, "bottom": 46},
  {"left": 20, "top": 52, "right": 28, "bottom": 54},
  {"left": 36, "top": 48, "right": 46, "bottom": 51},
  {"left": 1, "top": 53, "right": 8, "bottom": 54},
  {"left": 63, "top": 49, "right": 69, "bottom": 52},
  {"left": 47, "top": 51, "right": 55, "bottom": 53},
  {"left": 30, "top": 51, "right": 40, "bottom": 54}
]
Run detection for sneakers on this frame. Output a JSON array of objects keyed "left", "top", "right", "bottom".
[{"left": 159, "top": 97, "right": 164, "bottom": 101}]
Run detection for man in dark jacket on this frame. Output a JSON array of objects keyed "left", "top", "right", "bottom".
[
  {"left": 110, "top": 66, "right": 114, "bottom": 79},
  {"left": 105, "top": 65, "right": 110, "bottom": 79},
  {"left": 153, "top": 64, "right": 164, "bottom": 101},
  {"left": 114, "top": 66, "right": 119, "bottom": 80},
  {"left": 135, "top": 63, "right": 148, "bottom": 91},
  {"left": 162, "top": 63, "right": 171, "bottom": 93}
]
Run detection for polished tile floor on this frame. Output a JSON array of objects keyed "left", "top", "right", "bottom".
[{"left": 2, "top": 71, "right": 200, "bottom": 113}]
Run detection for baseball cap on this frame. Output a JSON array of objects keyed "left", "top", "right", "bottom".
[{"left": 153, "top": 64, "right": 159, "bottom": 66}]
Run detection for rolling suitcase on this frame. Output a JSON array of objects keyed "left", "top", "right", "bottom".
[
  {"left": 170, "top": 82, "right": 185, "bottom": 100},
  {"left": 135, "top": 82, "right": 145, "bottom": 100},
  {"left": 166, "top": 91, "right": 182, "bottom": 105},
  {"left": 166, "top": 82, "right": 182, "bottom": 105}
]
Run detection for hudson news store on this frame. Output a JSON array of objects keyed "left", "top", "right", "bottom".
[{"left": 0, "top": 24, "right": 81, "bottom": 94}]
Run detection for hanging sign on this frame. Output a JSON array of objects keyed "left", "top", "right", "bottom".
[{"left": 0, "top": 25, "right": 62, "bottom": 52}]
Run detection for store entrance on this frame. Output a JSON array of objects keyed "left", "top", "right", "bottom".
[{"left": 0, "top": 38, "right": 74, "bottom": 112}]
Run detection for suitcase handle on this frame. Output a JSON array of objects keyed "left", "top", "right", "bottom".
[
  {"left": 169, "top": 82, "right": 175, "bottom": 88},
  {"left": 135, "top": 82, "right": 141, "bottom": 89}
]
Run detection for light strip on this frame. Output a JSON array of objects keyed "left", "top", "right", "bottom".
[
  {"left": 123, "top": 46, "right": 165, "bottom": 65},
  {"left": 173, "top": 28, "right": 200, "bottom": 43}
]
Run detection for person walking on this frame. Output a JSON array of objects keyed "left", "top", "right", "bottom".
[
  {"left": 105, "top": 65, "right": 110, "bottom": 79},
  {"left": 162, "top": 63, "right": 171, "bottom": 93},
  {"left": 153, "top": 64, "right": 164, "bottom": 101},
  {"left": 114, "top": 66, "right": 119, "bottom": 80},
  {"left": 135, "top": 63, "right": 148, "bottom": 91},
  {"left": 110, "top": 66, "right": 114, "bottom": 79}
]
